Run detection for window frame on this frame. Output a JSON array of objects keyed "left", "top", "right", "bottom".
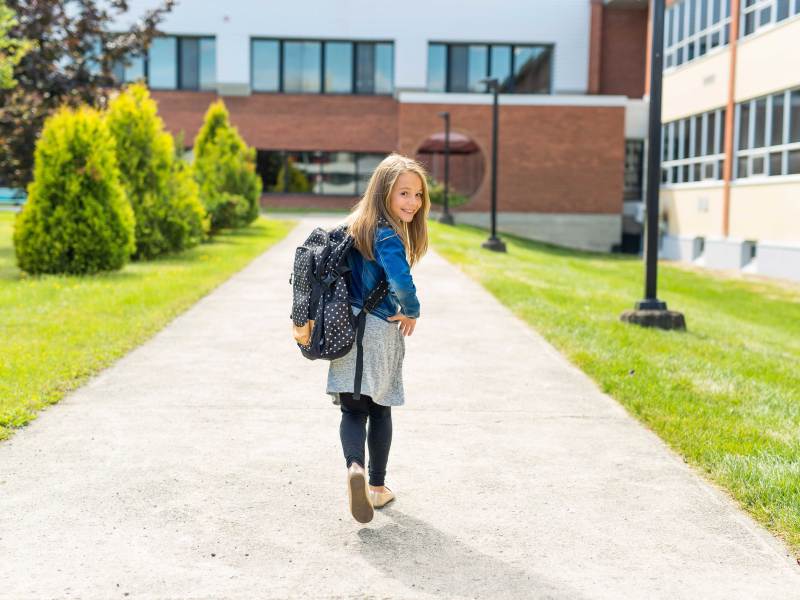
[
  {"left": 739, "top": 0, "right": 800, "bottom": 39},
  {"left": 664, "top": 0, "right": 732, "bottom": 71},
  {"left": 734, "top": 87, "right": 800, "bottom": 179},
  {"left": 141, "top": 34, "right": 215, "bottom": 91},
  {"left": 250, "top": 37, "right": 394, "bottom": 95},
  {"left": 661, "top": 107, "right": 727, "bottom": 187},
  {"left": 258, "top": 149, "right": 388, "bottom": 196},
  {"left": 427, "top": 40, "right": 554, "bottom": 94}
]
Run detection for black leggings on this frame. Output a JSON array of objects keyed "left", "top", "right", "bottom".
[{"left": 339, "top": 392, "right": 392, "bottom": 487}]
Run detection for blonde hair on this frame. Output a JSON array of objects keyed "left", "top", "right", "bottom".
[{"left": 345, "top": 152, "right": 430, "bottom": 267}]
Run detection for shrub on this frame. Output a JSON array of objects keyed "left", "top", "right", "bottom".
[
  {"left": 193, "top": 100, "right": 262, "bottom": 232},
  {"left": 271, "top": 157, "right": 312, "bottom": 193},
  {"left": 426, "top": 176, "right": 470, "bottom": 208},
  {"left": 13, "top": 105, "right": 135, "bottom": 274},
  {"left": 106, "top": 83, "right": 208, "bottom": 258}
]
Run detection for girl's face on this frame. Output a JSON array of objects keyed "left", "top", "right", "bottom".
[{"left": 388, "top": 171, "right": 424, "bottom": 224}]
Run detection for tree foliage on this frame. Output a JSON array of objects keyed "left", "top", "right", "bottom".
[
  {"left": 106, "top": 82, "right": 208, "bottom": 259},
  {"left": 0, "top": 0, "right": 175, "bottom": 187},
  {"left": 193, "top": 100, "right": 262, "bottom": 232},
  {"left": 13, "top": 105, "right": 136, "bottom": 274},
  {"left": 271, "top": 157, "right": 312, "bottom": 193},
  {"left": 0, "top": 0, "right": 34, "bottom": 90}
]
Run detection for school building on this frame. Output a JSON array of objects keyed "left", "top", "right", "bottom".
[
  {"left": 111, "top": 0, "right": 651, "bottom": 253},
  {"left": 659, "top": 0, "right": 800, "bottom": 282}
]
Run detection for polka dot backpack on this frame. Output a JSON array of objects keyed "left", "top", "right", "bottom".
[{"left": 290, "top": 223, "right": 389, "bottom": 400}]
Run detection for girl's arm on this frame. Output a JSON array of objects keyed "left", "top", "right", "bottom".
[{"left": 374, "top": 230, "right": 421, "bottom": 319}]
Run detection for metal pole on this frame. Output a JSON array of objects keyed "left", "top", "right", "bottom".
[
  {"left": 620, "top": 0, "right": 685, "bottom": 330},
  {"left": 638, "top": 0, "right": 666, "bottom": 310},
  {"left": 480, "top": 78, "right": 506, "bottom": 252},
  {"left": 438, "top": 111, "right": 454, "bottom": 225}
]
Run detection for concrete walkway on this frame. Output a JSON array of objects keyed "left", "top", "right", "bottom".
[{"left": 1, "top": 216, "right": 798, "bottom": 600}]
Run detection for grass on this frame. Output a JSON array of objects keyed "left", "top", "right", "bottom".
[
  {"left": 0, "top": 213, "right": 295, "bottom": 441},
  {"left": 427, "top": 221, "right": 800, "bottom": 557}
]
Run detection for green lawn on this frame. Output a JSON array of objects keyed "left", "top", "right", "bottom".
[
  {"left": 0, "top": 212, "right": 295, "bottom": 441},
  {"left": 428, "top": 221, "right": 800, "bottom": 557}
]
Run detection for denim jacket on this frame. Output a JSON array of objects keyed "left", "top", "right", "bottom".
[{"left": 345, "top": 220, "right": 420, "bottom": 322}]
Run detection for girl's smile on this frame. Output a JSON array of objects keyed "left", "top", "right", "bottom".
[{"left": 389, "top": 171, "right": 424, "bottom": 223}]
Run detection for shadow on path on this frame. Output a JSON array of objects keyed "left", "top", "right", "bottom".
[{"left": 356, "top": 507, "right": 587, "bottom": 600}]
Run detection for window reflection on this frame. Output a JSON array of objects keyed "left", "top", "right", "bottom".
[
  {"left": 429, "top": 42, "right": 551, "bottom": 93},
  {"left": 491, "top": 46, "right": 512, "bottom": 91},
  {"left": 322, "top": 152, "right": 357, "bottom": 194},
  {"left": 325, "top": 42, "right": 353, "bottom": 93},
  {"left": 199, "top": 38, "right": 216, "bottom": 90},
  {"left": 513, "top": 45, "right": 551, "bottom": 93},
  {"left": 427, "top": 44, "right": 446, "bottom": 92},
  {"left": 179, "top": 38, "right": 200, "bottom": 90},
  {"left": 284, "top": 41, "right": 321, "bottom": 93},
  {"left": 252, "top": 40, "right": 279, "bottom": 91},
  {"left": 375, "top": 43, "right": 393, "bottom": 94},
  {"left": 148, "top": 37, "right": 177, "bottom": 89},
  {"left": 253, "top": 39, "right": 392, "bottom": 95},
  {"left": 255, "top": 151, "right": 386, "bottom": 196}
]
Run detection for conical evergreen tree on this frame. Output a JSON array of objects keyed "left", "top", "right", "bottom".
[
  {"left": 193, "top": 100, "right": 262, "bottom": 233},
  {"left": 106, "top": 83, "right": 208, "bottom": 259},
  {"left": 13, "top": 105, "right": 135, "bottom": 274}
]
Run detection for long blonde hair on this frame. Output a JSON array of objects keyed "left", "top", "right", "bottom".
[{"left": 345, "top": 152, "right": 430, "bottom": 267}]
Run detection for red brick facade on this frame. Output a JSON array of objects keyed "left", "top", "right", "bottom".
[
  {"left": 398, "top": 102, "right": 625, "bottom": 214},
  {"left": 600, "top": 6, "right": 649, "bottom": 98},
  {"left": 151, "top": 90, "right": 626, "bottom": 216},
  {"left": 151, "top": 91, "right": 398, "bottom": 152},
  {"left": 588, "top": 1, "right": 649, "bottom": 98}
]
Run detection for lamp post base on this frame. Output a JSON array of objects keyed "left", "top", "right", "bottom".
[
  {"left": 620, "top": 304, "right": 686, "bottom": 331},
  {"left": 481, "top": 236, "right": 507, "bottom": 253},
  {"left": 438, "top": 212, "right": 454, "bottom": 225}
]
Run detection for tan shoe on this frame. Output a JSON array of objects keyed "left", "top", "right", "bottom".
[
  {"left": 347, "top": 463, "right": 373, "bottom": 523},
  {"left": 368, "top": 486, "right": 395, "bottom": 508}
]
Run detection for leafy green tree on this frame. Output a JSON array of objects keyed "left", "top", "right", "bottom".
[
  {"left": 13, "top": 105, "right": 135, "bottom": 274},
  {"left": 271, "top": 157, "right": 312, "bottom": 193},
  {"left": 0, "top": 0, "right": 175, "bottom": 188},
  {"left": 106, "top": 83, "right": 208, "bottom": 259},
  {"left": 0, "top": 0, "right": 34, "bottom": 90},
  {"left": 426, "top": 176, "right": 470, "bottom": 208},
  {"left": 193, "top": 100, "right": 262, "bottom": 232}
]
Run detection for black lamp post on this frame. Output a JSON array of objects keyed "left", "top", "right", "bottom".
[
  {"left": 620, "top": 0, "right": 685, "bottom": 331},
  {"left": 437, "top": 111, "right": 454, "bottom": 225},
  {"left": 479, "top": 77, "right": 506, "bottom": 253}
]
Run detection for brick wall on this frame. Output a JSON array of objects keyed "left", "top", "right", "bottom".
[
  {"left": 398, "top": 102, "right": 625, "bottom": 214},
  {"left": 600, "top": 6, "right": 649, "bottom": 98},
  {"left": 150, "top": 91, "right": 398, "bottom": 152}
]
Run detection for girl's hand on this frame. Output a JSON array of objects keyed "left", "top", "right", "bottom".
[{"left": 387, "top": 313, "right": 417, "bottom": 336}]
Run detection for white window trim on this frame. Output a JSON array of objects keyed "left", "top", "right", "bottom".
[
  {"left": 664, "top": 0, "right": 732, "bottom": 72},
  {"left": 735, "top": 87, "right": 800, "bottom": 179},
  {"left": 739, "top": 0, "right": 800, "bottom": 40},
  {"left": 661, "top": 107, "right": 727, "bottom": 186}
]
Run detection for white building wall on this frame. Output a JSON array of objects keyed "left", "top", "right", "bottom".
[{"left": 115, "top": 0, "right": 592, "bottom": 94}]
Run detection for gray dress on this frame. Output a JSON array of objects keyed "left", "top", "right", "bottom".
[{"left": 327, "top": 305, "right": 406, "bottom": 407}]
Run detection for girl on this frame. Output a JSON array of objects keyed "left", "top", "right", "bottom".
[{"left": 327, "top": 152, "right": 430, "bottom": 524}]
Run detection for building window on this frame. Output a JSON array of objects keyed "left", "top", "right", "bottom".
[
  {"left": 427, "top": 42, "right": 552, "bottom": 93},
  {"left": 661, "top": 107, "right": 727, "bottom": 185},
  {"left": 257, "top": 150, "right": 387, "bottom": 195},
  {"left": 284, "top": 41, "right": 322, "bottom": 93},
  {"left": 624, "top": 140, "right": 645, "bottom": 200},
  {"left": 148, "top": 37, "right": 177, "bottom": 89},
  {"left": 664, "top": 0, "right": 731, "bottom": 70},
  {"left": 251, "top": 39, "right": 394, "bottom": 95},
  {"left": 734, "top": 86, "right": 800, "bottom": 178},
  {"left": 740, "top": 0, "right": 800, "bottom": 37},
  {"left": 113, "top": 35, "right": 215, "bottom": 90}
]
